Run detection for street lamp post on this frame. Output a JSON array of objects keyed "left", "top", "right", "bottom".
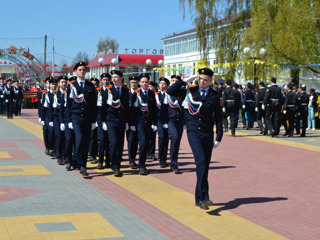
[
  {"left": 98, "top": 57, "right": 104, "bottom": 77},
  {"left": 146, "top": 59, "right": 153, "bottom": 80},
  {"left": 48, "top": 33, "right": 55, "bottom": 77},
  {"left": 243, "top": 47, "right": 266, "bottom": 88}
]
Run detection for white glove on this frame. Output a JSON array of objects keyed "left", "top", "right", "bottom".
[
  {"left": 5, "top": 100, "right": 8, "bottom": 103},
  {"left": 102, "top": 122, "right": 107, "bottom": 131},
  {"left": 60, "top": 123, "right": 65, "bottom": 131},
  {"left": 0, "top": 95, "right": 3, "bottom": 98},
  {"left": 125, "top": 123, "right": 129, "bottom": 131},
  {"left": 255, "top": 107, "right": 258, "bottom": 112},
  {"left": 183, "top": 75, "right": 198, "bottom": 83},
  {"left": 91, "top": 123, "right": 97, "bottom": 131},
  {"left": 41, "top": 121, "right": 45, "bottom": 126},
  {"left": 13, "top": 99, "right": 16, "bottom": 102},
  {"left": 261, "top": 104, "right": 265, "bottom": 110},
  {"left": 162, "top": 124, "right": 168, "bottom": 129},
  {"left": 49, "top": 122, "right": 53, "bottom": 127},
  {"left": 283, "top": 110, "right": 286, "bottom": 114},
  {"left": 222, "top": 107, "right": 226, "bottom": 113},
  {"left": 68, "top": 122, "right": 73, "bottom": 129},
  {"left": 151, "top": 125, "right": 157, "bottom": 131},
  {"left": 213, "top": 141, "right": 220, "bottom": 149},
  {"left": 95, "top": 122, "right": 98, "bottom": 127},
  {"left": 130, "top": 126, "right": 136, "bottom": 131},
  {"left": 242, "top": 105, "right": 246, "bottom": 109},
  {"left": 297, "top": 112, "right": 300, "bottom": 116},
  {"left": 39, "top": 118, "right": 42, "bottom": 123}
]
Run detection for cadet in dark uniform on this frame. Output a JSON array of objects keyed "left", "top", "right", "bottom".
[
  {"left": 133, "top": 73, "right": 158, "bottom": 175},
  {"left": 255, "top": 81, "right": 267, "bottom": 135},
  {"left": 297, "top": 84, "right": 309, "bottom": 137},
  {"left": 147, "top": 81, "right": 159, "bottom": 161},
  {"left": 102, "top": 70, "right": 130, "bottom": 176},
  {"left": 166, "top": 75, "right": 185, "bottom": 172},
  {"left": 13, "top": 80, "right": 23, "bottom": 116},
  {"left": 66, "top": 62, "right": 97, "bottom": 176},
  {"left": 243, "top": 82, "right": 255, "bottom": 129},
  {"left": 156, "top": 77, "right": 169, "bottom": 169},
  {"left": 264, "top": 77, "right": 283, "bottom": 137},
  {"left": 283, "top": 83, "right": 298, "bottom": 137},
  {"left": 167, "top": 68, "right": 223, "bottom": 210},
  {"left": 95, "top": 73, "right": 112, "bottom": 169},
  {"left": 88, "top": 78, "right": 99, "bottom": 162},
  {"left": 0, "top": 77, "right": 5, "bottom": 115},
  {"left": 39, "top": 78, "right": 50, "bottom": 155},
  {"left": 3, "top": 79, "right": 15, "bottom": 119},
  {"left": 222, "top": 80, "right": 239, "bottom": 136},
  {"left": 126, "top": 76, "right": 139, "bottom": 169},
  {"left": 216, "top": 79, "right": 227, "bottom": 131}
]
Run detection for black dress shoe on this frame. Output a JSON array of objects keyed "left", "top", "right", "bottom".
[
  {"left": 171, "top": 165, "right": 180, "bottom": 173},
  {"left": 88, "top": 156, "right": 95, "bottom": 161},
  {"left": 201, "top": 199, "right": 213, "bottom": 207},
  {"left": 66, "top": 164, "right": 71, "bottom": 171},
  {"left": 80, "top": 168, "right": 89, "bottom": 176},
  {"left": 195, "top": 201, "right": 209, "bottom": 210},
  {"left": 139, "top": 167, "right": 149, "bottom": 175},
  {"left": 129, "top": 162, "right": 138, "bottom": 169},
  {"left": 113, "top": 169, "right": 122, "bottom": 177},
  {"left": 159, "top": 161, "right": 168, "bottom": 168},
  {"left": 57, "top": 158, "right": 63, "bottom": 165},
  {"left": 49, "top": 151, "right": 54, "bottom": 157},
  {"left": 260, "top": 130, "right": 264, "bottom": 134},
  {"left": 45, "top": 149, "right": 49, "bottom": 155},
  {"left": 92, "top": 159, "right": 99, "bottom": 164},
  {"left": 97, "top": 163, "right": 104, "bottom": 169}
]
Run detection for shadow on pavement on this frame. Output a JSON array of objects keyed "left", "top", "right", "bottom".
[{"left": 208, "top": 197, "right": 288, "bottom": 216}]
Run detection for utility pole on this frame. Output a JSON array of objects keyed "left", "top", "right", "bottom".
[{"left": 44, "top": 35, "right": 47, "bottom": 71}]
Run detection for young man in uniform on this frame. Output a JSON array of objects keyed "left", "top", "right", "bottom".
[
  {"left": 255, "top": 81, "right": 267, "bottom": 135},
  {"left": 167, "top": 68, "right": 223, "bottom": 210},
  {"left": 3, "top": 78, "right": 15, "bottom": 119},
  {"left": 66, "top": 62, "right": 97, "bottom": 176},
  {"left": 243, "top": 82, "right": 255, "bottom": 130},
  {"left": 283, "top": 83, "right": 298, "bottom": 137},
  {"left": 0, "top": 77, "right": 5, "bottom": 116}
]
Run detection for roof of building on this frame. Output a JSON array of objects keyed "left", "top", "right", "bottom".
[{"left": 88, "top": 54, "right": 164, "bottom": 67}]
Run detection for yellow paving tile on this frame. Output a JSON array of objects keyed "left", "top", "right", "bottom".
[
  {"left": 2, "top": 116, "right": 43, "bottom": 139},
  {"left": 0, "top": 213, "right": 123, "bottom": 240},
  {"left": 0, "top": 151, "right": 11, "bottom": 158},
  {"left": 105, "top": 173, "right": 286, "bottom": 240},
  {"left": 0, "top": 165, "right": 51, "bottom": 176}
]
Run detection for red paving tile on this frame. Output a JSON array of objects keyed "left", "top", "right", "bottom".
[
  {"left": 0, "top": 149, "right": 33, "bottom": 161},
  {"left": 0, "top": 143, "right": 19, "bottom": 148},
  {"left": 0, "top": 186, "right": 46, "bottom": 203}
]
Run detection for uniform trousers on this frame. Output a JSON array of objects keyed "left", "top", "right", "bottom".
[
  {"left": 53, "top": 114, "right": 62, "bottom": 159},
  {"left": 107, "top": 123, "right": 125, "bottom": 170},
  {"left": 147, "top": 130, "right": 156, "bottom": 157},
  {"left": 256, "top": 108, "right": 267, "bottom": 133},
  {"left": 64, "top": 122, "right": 76, "bottom": 166},
  {"left": 137, "top": 121, "right": 152, "bottom": 168},
  {"left": 0, "top": 97, "right": 5, "bottom": 114},
  {"left": 6, "top": 100, "right": 14, "bottom": 118},
  {"left": 168, "top": 121, "right": 183, "bottom": 166},
  {"left": 45, "top": 117, "right": 54, "bottom": 151},
  {"left": 286, "top": 108, "right": 296, "bottom": 136},
  {"left": 72, "top": 114, "right": 91, "bottom": 169},
  {"left": 265, "top": 105, "right": 281, "bottom": 134},
  {"left": 187, "top": 130, "right": 213, "bottom": 203},
  {"left": 97, "top": 124, "right": 111, "bottom": 165},
  {"left": 157, "top": 121, "right": 169, "bottom": 163},
  {"left": 126, "top": 129, "right": 138, "bottom": 164},
  {"left": 246, "top": 107, "right": 255, "bottom": 128},
  {"left": 226, "top": 107, "right": 237, "bottom": 135},
  {"left": 88, "top": 129, "right": 98, "bottom": 158}
]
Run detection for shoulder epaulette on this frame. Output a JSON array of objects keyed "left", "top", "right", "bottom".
[
  {"left": 41, "top": 90, "right": 48, "bottom": 93},
  {"left": 96, "top": 87, "right": 102, "bottom": 91},
  {"left": 135, "top": 89, "right": 140, "bottom": 93},
  {"left": 189, "top": 85, "right": 197, "bottom": 88},
  {"left": 63, "top": 91, "right": 67, "bottom": 93},
  {"left": 69, "top": 80, "right": 75, "bottom": 84},
  {"left": 107, "top": 85, "right": 113, "bottom": 89},
  {"left": 123, "top": 85, "right": 129, "bottom": 90},
  {"left": 155, "top": 91, "right": 160, "bottom": 95},
  {"left": 53, "top": 90, "right": 58, "bottom": 93}
]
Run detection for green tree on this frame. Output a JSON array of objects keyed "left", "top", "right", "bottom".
[
  {"left": 97, "top": 37, "right": 119, "bottom": 54},
  {"left": 72, "top": 51, "right": 89, "bottom": 65}
]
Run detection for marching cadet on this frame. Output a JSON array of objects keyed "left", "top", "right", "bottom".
[
  {"left": 42, "top": 77, "right": 56, "bottom": 157},
  {"left": 0, "top": 77, "right": 5, "bottom": 115},
  {"left": 298, "top": 84, "right": 309, "bottom": 137},
  {"left": 102, "top": 70, "right": 130, "bottom": 176},
  {"left": 147, "top": 81, "right": 159, "bottom": 161},
  {"left": 13, "top": 80, "right": 23, "bottom": 116},
  {"left": 126, "top": 76, "right": 139, "bottom": 169},
  {"left": 66, "top": 62, "right": 97, "bottom": 176},
  {"left": 264, "top": 77, "right": 283, "bottom": 137},
  {"left": 88, "top": 78, "right": 100, "bottom": 162},
  {"left": 59, "top": 76, "right": 77, "bottom": 171},
  {"left": 3, "top": 78, "right": 15, "bottom": 119},
  {"left": 167, "top": 68, "right": 223, "bottom": 210},
  {"left": 95, "top": 73, "right": 112, "bottom": 169},
  {"left": 217, "top": 79, "right": 228, "bottom": 131},
  {"left": 48, "top": 78, "right": 64, "bottom": 164},
  {"left": 243, "top": 82, "right": 255, "bottom": 130},
  {"left": 293, "top": 85, "right": 301, "bottom": 134},
  {"left": 255, "top": 81, "right": 267, "bottom": 135},
  {"left": 156, "top": 77, "right": 169, "bottom": 169},
  {"left": 283, "top": 83, "right": 298, "bottom": 137},
  {"left": 133, "top": 73, "right": 158, "bottom": 175},
  {"left": 233, "top": 83, "right": 241, "bottom": 128},
  {"left": 222, "top": 80, "right": 239, "bottom": 137},
  {"left": 39, "top": 78, "right": 50, "bottom": 155},
  {"left": 166, "top": 75, "right": 185, "bottom": 172}
]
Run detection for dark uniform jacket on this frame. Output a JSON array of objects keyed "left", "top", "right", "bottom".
[
  {"left": 167, "top": 81, "right": 223, "bottom": 141},
  {"left": 243, "top": 89, "right": 255, "bottom": 108},
  {"left": 66, "top": 79, "right": 97, "bottom": 124},
  {"left": 155, "top": 91, "right": 169, "bottom": 125},
  {"left": 166, "top": 91, "right": 184, "bottom": 123},
  {"left": 14, "top": 86, "right": 23, "bottom": 100},
  {"left": 3, "top": 85, "right": 15, "bottom": 101},
  {"left": 255, "top": 88, "right": 266, "bottom": 108},
  {"left": 222, "top": 86, "right": 238, "bottom": 109},
  {"left": 58, "top": 90, "right": 68, "bottom": 124},
  {"left": 298, "top": 92, "right": 309, "bottom": 112},
  {"left": 264, "top": 84, "right": 283, "bottom": 108},
  {"left": 284, "top": 90, "right": 298, "bottom": 111}
]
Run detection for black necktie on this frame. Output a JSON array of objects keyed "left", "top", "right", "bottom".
[{"left": 201, "top": 90, "right": 205, "bottom": 96}]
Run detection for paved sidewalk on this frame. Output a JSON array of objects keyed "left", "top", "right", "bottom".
[{"left": 0, "top": 109, "right": 319, "bottom": 239}]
